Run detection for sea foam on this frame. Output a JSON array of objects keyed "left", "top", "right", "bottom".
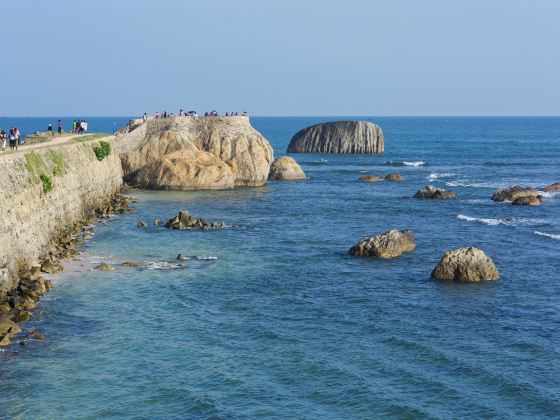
[{"left": 534, "top": 231, "right": 560, "bottom": 241}]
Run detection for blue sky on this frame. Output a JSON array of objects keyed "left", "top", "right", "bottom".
[{"left": 1, "top": 0, "right": 559, "bottom": 116}]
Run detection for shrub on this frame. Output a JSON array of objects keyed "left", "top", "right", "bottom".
[
  {"left": 93, "top": 141, "right": 112, "bottom": 161},
  {"left": 48, "top": 150, "right": 67, "bottom": 176},
  {"left": 40, "top": 174, "right": 53, "bottom": 194}
]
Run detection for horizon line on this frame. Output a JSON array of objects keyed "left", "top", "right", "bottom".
[{"left": 1, "top": 114, "right": 560, "bottom": 119}]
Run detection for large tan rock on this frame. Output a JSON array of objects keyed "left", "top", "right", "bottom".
[
  {"left": 121, "top": 116, "right": 273, "bottom": 190},
  {"left": 268, "top": 156, "right": 306, "bottom": 180},
  {"left": 0, "top": 317, "right": 21, "bottom": 346},
  {"left": 349, "top": 229, "right": 416, "bottom": 259},
  {"left": 287, "top": 121, "right": 384, "bottom": 154},
  {"left": 492, "top": 185, "right": 539, "bottom": 202},
  {"left": 543, "top": 183, "right": 560, "bottom": 192},
  {"left": 431, "top": 247, "right": 500, "bottom": 282},
  {"left": 415, "top": 185, "right": 455, "bottom": 199}
]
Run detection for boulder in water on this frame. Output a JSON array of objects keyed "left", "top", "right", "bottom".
[
  {"left": 543, "top": 183, "right": 560, "bottom": 192},
  {"left": 349, "top": 229, "right": 416, "bottom": 259},
  {"left": 287, "top": 121, "right": 384, "bottom": 154},
  {"left": 358, "top": 175, "right": 382, "bottom": 183},
  {"left": 95, "top": 263, "right": 115, "bottom": 271},
  {"left": 384, "top": 173, "right": 403, "bottom": 182},
  {"left": 512, "top": 196, "right": 541, "bottom": 206},
  {"left": 431, "top": 247, "right": 499, "bottom": 282},
  {"left": 137, "top": 221, "right": 148, "bottom": 228},
  {"left": 415, "top": 185, "right": 455, "bottom": 199},
  {"left": 0, "top": 318, "right": 21, "bottom": 346},
  {"left": 268, "top": 156, "right": 306, "bottom": 180},
  {"left": 492, "top": 185, "right": 539, "bottom": 202},
  {"left": 165, "top": 211, "right": 223, "bottom": 230}
]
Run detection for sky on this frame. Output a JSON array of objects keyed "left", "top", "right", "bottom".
[{"left": 1, "top": 0, "right": 559, "bottom": 116}]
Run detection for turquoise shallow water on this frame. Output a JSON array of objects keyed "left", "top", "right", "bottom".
[{"left": 1, "top": 117, "right": 560, "bottom": 418}]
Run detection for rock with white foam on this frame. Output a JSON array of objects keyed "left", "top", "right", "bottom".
[
  {"left": 414, "top": 185, "right": 455, "bottom": 199},
  {"left": 431, "top": 247, "right": 500, "bottom": 282},
  {"left": 492, "top": 185, "right": 539, "bottom": 203}
]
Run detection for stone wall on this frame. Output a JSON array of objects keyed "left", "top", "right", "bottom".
[{"left": 0, "top": 137, "right": 123, "bottom": 299}]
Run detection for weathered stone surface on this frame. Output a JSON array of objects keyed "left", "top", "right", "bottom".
[
  {"left": 134, "top": 149, "right": 236, "bottom": 190},
  {"left": 41, "top": 260, "right": 63, "bottom": 274},
  {"left": 122, "top": 262, "right": 145, "bottom": 267},
  {"left": 415, "top": 185, "right": 455, "bottom": 199},
  {"left": 95, "top": 263, "right": 115, "bottom": 271},
  {"left": 384, "top": 173, "right": 403, "bottom": 182},
  {"left": 137, "top": 221, "right": 148, "bottom": 228},
  {"left": 121, "top": 116, "right": 273, "bottom": 190},
  {"left": 0, "top": 318, "right": 21, "bottom": 346},
  {"left": 492, "top": 185, "right": 539, "bottom": 202},
  {"left": 268, "top": 157, "right": 306, "bottom": 180},
  {"left": 543, "top": 183, "right": 560, "bottom": 192},
  {"left": 164, "top": 211, "right": 224, "bottom": 230},
  {"left": 349, "top": 229, "right": 416, "bottom": 259},
  {"left": 512, "top": 196, "right": 541, "bottom": 206},
  {"left": 431, "top": 247, "right": 500, "bottom": 282},
  {"left": 358, "top": 175, "right": 383, "bottom": 183},
  {"left": 287, "top": 121, "right": 384, "bottom": 154}
]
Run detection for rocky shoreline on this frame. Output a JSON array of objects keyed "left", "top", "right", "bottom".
[{"left": 0, "top": 190, "right": 134, "bottom": 347}]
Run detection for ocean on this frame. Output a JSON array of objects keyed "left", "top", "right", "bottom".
[{"left": 1, "top": 116, "right": 559, "bottom": 418}]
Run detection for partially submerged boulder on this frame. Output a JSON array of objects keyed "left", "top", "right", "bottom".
[
  {"left": 0, "top": 318, "right": 21, "bottom": 346},
  {"left": 512, "top": 196, "right": 541, "bottom": 206},
  {"left": 94, "top": 263, "right": 115, "bottom": 271},
  {"left": 349, "top": 229, "right": 416, "bottom": 259},
  {"left": 358, "top": 175, "right": 383, "bottom": 183},
  {"left": 543, "top": 183, "right": 560, "bottom": 192},
  {"left": 415, "top": 185, "right": 455, "bottom": 199},
  {"left": 384, "top": 173, "right": 403, "bottom": 182},
  {"left": 492, "top": 185, "right": 539, "bottom": 202},
  {"left": 287, "top": 121, "right": 384, "bottom": 154},
  {"left": 164, "top": 210, "right": 224, "bottom": 230},
  {"left": 431, "top": 247, "right": 499, "bottom": 282},
  {"left": 268, "top": 156, "right": 306, "bottom": 180}
]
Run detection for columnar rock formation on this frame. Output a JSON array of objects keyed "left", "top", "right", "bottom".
[
  {"left": 287, "top": 121, "right": 384, "bottom": 154},
  {"left": 121, "top": 116, "right": 274, "bottom": 190},
  {"left": 268, "top": 157, "right": 306, "bottom": 180},
  {"left": 431, "top": 247, "right": 500, "bottom": 282}
]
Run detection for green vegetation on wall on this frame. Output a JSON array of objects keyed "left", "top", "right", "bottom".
[
  {"left": 48, "top": 150, "right": 67, "bottom": 176},
  {"left": 39, "top": 174, "right": 53, "bottom": 193},
  {"left": 93, "top": 141, "right": 112, "bottom": 161},
  {"left": 24, "top": 152, "right": 49, "bottom": 184}
]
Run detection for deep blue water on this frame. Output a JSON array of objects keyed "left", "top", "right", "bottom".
[{"left": 1, "top": 117, "right": 559, "bottom": 419}]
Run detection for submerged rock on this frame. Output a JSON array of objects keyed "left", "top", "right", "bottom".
[
  {"left": 40, "top": 260, "right": 63, "bottom": 274},
  {"left": 414, "top": 185, "right": 455, "bottom": 199},
  {"left": 94, "top": 263, "right": 115, "bottom": 271},
  {"left": 121, "top": 262, "right": 145, "bottom": 267},
  {"left": 384, "top": 173, "right": 404, "bottom": 182},
  {"left": 0, "top": 317, "right": 21, "bottom": 346},
  {"left": 358, "top": 175, "right": 383, "bottom": 183},
  {"left": 164, "top": 211, "right": 223, "bottom": 230},
  {"left": 349, "top": 229, "right": 416, "bottom": 259},
  {"left": 268, "top": 156, "right": 306, "bottom": 180},
  {"left": 431, "top": 247, "right": 500, "bottom": 282},
  {"left": 492, "top": 185, "right": 539, "bottom": 202},
  {"left": 137, "top": 221, "right": 148, "bottom": 228},
  {"left": 287, "top": 121, "right": 384, "bottom": 154}
]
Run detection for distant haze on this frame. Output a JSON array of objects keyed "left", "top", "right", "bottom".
[{"left": 2, "top": 0, "right": 559, "bottom": 116}]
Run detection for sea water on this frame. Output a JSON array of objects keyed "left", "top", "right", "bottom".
[{"left": 0, "top": 117, "right": 559, "bottom": 418}]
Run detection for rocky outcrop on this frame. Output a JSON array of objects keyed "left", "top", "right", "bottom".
[
  {"left": 165, "top": 210, "right": 224, "bottom": 230},
  {"left": 0, "top": 318, "right": 21, "bottom": 346},
  {"left": 384, "top": 173, "right": 403, "bottom": 182},
  {"left": 120, "top": 116, "right": 273, "bottom": 190},
  {"left": 492, "top": 185, "right": 539, "bottom": 202},
  {"left": 287, "top": 121, "right": 384, "bottom": 154},
  {"left": 268, "top": 157, "right": 306, "bottom": 180},
  {"left": 349, "top": 230, "right": 416, "bottom": 259},
  {"left": 543, "top": 183, "right": 560, "bottom": 192},
  {"left": 431, "top": 247, "right": 500, "bottom": 282},
  {"left": 358, "top": 175, "right": 383, "bottom": 183},
  {"left": 415, "top": 185, "right": 455, "bottom": 199}
]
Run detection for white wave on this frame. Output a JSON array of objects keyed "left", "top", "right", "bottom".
[
  {"left": 538, "top": 191, "right": 559, "bottom": 199},
  {"left": 194, "top": 256, "right": 218, "bottom": 260},
  {"left": 403, "top": 161, "right": 425, "bottom": 167},
  {"left": 144, "top": 261, "right": 185, "bottom": 270},
  {"left": 457, "top": 214, "right": 505, "bottom": 226},
  {"left": 384, "top": 161, "right": 426, "bottom": 167},
  {"left": 427, "top": 172, "right": 455, "bottom": 181},
  {"left": 445, "top": 180, "right": 504, "bottom": 189},
  {"left": 534, "top": 231, "right": 560, "bottom": 241}
]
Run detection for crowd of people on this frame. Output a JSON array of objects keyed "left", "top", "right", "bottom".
[
  {"left": 0, "top": 127, "right": 22, "bottom": 151},
  {"left": 148, "top": 109, "right": 248, "bottom": 120}
]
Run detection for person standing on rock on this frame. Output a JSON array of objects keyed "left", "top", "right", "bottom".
[
  {"left": 143, "top": 113, "right": 148, "bottom": 123},
  {"left": 9, "top": 128, "right": 17, "bottom": 151},
  {"left": 73, "top": 120, "right": 77, "bottom": 133},
  {"left": 57, "top": 120, "right": 63, "bottom": 134},
  {"left": 0, "top": 129, "right": 6, "bottom": 151}
]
